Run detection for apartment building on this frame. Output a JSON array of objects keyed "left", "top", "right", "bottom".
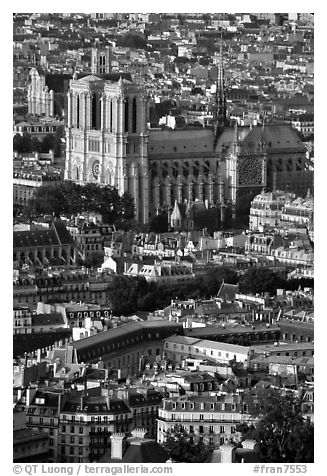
[{"left": 157, "top": 393, "right": 252, "bottom": 448}]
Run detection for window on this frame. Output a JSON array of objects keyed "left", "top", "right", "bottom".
[
  {"left": 71, "top": 426, "right": 74, "bottom": 433},
  {"left": 190, "top": 425, "right": 194, "bottom": 433},
  {"left": 199, "top": 414, "right": 204, "bottom": 420},
  {"left": 79, "top": 427, "right": 83, "bottom": 434},
  {"left": 220, "top": 426, "right": 225, "bottom": 434},
  {"left": 70, "top": 436, "right": 74, "bottom": 444},
  {"left": 199, "top": 425, "right": 204, "bottom": 434},
  {"left": 70, "top": 447, "right": 74, "bottom": 455},
  {"left": 62, "top": 425, "right": 66, "bottom": 433}
]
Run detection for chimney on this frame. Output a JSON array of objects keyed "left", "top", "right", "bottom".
[
  {"left": 25, "top": 386, "right": 37, "bottom": 407},
  {"left": 220, "top": 441, "right": 236, "bottom": 463},
  {"left": 58, "top": 393, "right": 62, "bottom": 414},
  {"left": 17, "top": 387, "right": 23, "bottom": 401},
  {"left": 110, "top": 433, "right": 126, "bottom": 460},
  {"left": 131, "top": 428, "right": 148, "bottom": 439},
  {"left": 242, "top": 439, "right": 258, "bottom": 451},
  {"left": 36, "top": 348, "right": 42, "bottom": 364}
]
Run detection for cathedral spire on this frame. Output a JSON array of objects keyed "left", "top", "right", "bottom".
[{"left": 213, "top": 32, "right": 227, "bottom": 149}]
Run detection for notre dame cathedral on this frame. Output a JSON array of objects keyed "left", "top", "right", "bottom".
[{"left": 28, "top": 48, "right": 312, "bottom": 225}]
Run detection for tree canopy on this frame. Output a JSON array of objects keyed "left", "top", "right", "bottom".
[
  {"left": 13, "top": 129, "right": 64, "bottom": 157},
  {"left": 116, "top": 32, "right": 147, "bottom": 49},
  {"left": 149, "top": 212, "right": 168, "bottom": 234},
  {"left": 201, "top": 266, "right": 238, "bottom": 296},
  {"left": 162, "top": 424, "right": 209, "bottom": 463},
  {"left": 237, "top": 387, "right": 314, "bottom": 463},
  {"left": 239, "top": 268, "right": 285, "bottom": 295},
  {"left": 28, "top": 181, "right": 135, "bottom": 226}
]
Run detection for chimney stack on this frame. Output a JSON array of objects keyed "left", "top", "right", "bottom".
[
  {"left": 242, "top": 439, "right": 258, "bottom": 451},
  {"left": 36, "top": 348, "right": 42, "bottom": 364},
  {"left": 131, "top": 428, "right": 148, "bottom": 439},
  {"left": 220, "top": 441, "right": 236, "bottom": 463},
  {"left": 110, "top": 433, "right": 126, "bottom": 460}
]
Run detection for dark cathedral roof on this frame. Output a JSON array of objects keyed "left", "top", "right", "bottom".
[{"left": 239, "top": 124, "right": 306, "bottom": 152}]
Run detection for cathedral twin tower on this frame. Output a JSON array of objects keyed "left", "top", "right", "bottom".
[
  {"left": 65, "top": 73, "right": 150, "bottom": 223},
  {"left": 64, "top": 45, "right": 232, "bottom": 226}
]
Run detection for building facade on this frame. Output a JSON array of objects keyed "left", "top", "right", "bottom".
[{"left": 157, "top": 393, "right": 252, "bottom": 448}]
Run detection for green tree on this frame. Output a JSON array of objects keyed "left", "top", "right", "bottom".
[
  {"left": 31, "top": 137, "right": 42, "bottom": 152},
  {"left": 13, "top": 133, "right": 23, "bottom": 152},
  {"left": 117, "top": 32, "right": 147, "bottom": 49},
  {"left": 162, "top": 424, "right": 209, "bottom": 463},
  {"left": 149, "top": 212, "right": 168, "bottom": 233},
  {"left": 40, "top": 134, "right": 56, "bottom": 153},
  {"left": 54, "top": 125, "right": 64, "bottom": 157},
  {"left": 201, "top": 266, "right": 238, "bottom": 297},
  {"left": 19, "top": 132, "right": 32, "bottom": 153},
  {"left": 239, "top": 387, "right": 314, "bottom": 463},
  {"left": 239, "top": 268, "right": 284, "bottom": 295},
  {"left": 29, "top": 183, "right": 69, "bottom": 217},
  {"left": 174, "top": 56, "right": 190, "bottom": 65},
  {"left": 29, "top": 182, "right": 134, "bottom": 226},
  {"left": 83, "top": 251, "right": 104, "bottom": 269},
  {"left": 107, "top": 276, "right": 152, "bottom": 315}
]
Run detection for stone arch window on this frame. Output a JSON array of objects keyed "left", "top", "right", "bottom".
[
  {"left": 296, "top": 157, "right": 303, "bottom": 171},
  {"left": 276, "top": 158, "right": 283, "bottom": 172},
  {"left": 76, "top": 94, "right": 80, "bottom": 128},
  {"left": 183, "top": 161, "right": 189, "bottom": 178},
  {"left": 91, "top": 93, "right": 101, "bottom": 130},
  {"left": 193, "top": 165, "right": 199, "bottom": 177},
  {"left": 286, "top": 158, "right": 293, "bottom": 172},
  {"left": 162, "top": 162, "right": 168, "bottom": 178},
  {"left": 132, "top": 97, "right": 137, "bottom": 133},
  {"left": 92, "top": 93, "right": 97, "bottom": 129},
  {"left": 125, "top": 98, "right": 129, "bottom": 132},
  {"left": 150, "top": 163, "right": 157, "bottom": 178},
  {"left": 109, "top": 100, "right": 113, "bottom": 132}
]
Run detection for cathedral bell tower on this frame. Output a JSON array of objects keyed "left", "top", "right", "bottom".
[
  {"left": 64, "top": 74, "right": 149, "bottom": 224},
  {"left": 213, "top": 36, "right": 227, "bottom": 149}
]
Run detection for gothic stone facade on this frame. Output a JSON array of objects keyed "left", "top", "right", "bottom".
[{"left": 64, "top": 74, "right": 310, "bottom": 225}]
